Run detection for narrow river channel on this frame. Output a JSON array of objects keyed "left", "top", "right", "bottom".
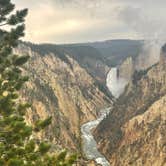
[
  {"left": 81, "top": 108, "right": 111, "bottom": 166},
  {"left": 81, "top": 67, "right": 127, "bottom": 165}
]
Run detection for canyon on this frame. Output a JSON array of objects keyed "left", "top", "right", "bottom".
[
  {"left": 15, "top": 40, "right": 141, "bottom": 152},
  {"left": 15, "top": 43, "right": 112, "bottom": 154},
  {"left": 14, "top": 39, "right": 166, "bottom": 165},
  {"left": 94, "top": 44, "right": 166, "bottom": 166}
]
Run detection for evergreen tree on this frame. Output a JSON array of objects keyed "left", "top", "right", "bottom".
[{"left": 0, "top": 0, "right": 76, "bottom": 165}]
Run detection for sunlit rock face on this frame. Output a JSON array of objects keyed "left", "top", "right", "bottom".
[
  {"left": 14, "top": 43, "right": 112, "bottom": 151},
  {"left": 118, "top": 56, "right": 134, "bottom": 80},
  {"left": 106, "top": 68, "right": 128, "bottom": 98},
  {"left": 94, "top": 55, "right": 166, "bottom": 166}
]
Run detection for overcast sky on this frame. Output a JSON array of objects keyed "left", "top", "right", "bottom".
[{"left": 13, "top": 0, "right": 166, "bottom": 44}]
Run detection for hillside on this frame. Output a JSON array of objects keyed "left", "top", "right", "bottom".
[
  {"left": 94, "top": 46, "right": 166, "bottom": 165},
  {"left": 14, "top": 43, "right": 112, "bottom": 153},
  {"left": 13, "top": 39, "right": 145, "bottom": 164},
  {"left": 60, "top": 45, "right": 109, "bottom": 84},
  {"left": 25, "top": 39, "right": 143, "bottom": 82},
  {"left": 61, "top": 39, "right": 143, "bottom": 67}
]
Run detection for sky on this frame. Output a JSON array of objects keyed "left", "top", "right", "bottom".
[{"left": 13, "top": 0, "right": 166, "bottom": 44}]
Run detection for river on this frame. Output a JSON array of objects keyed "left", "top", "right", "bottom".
[
  {"left": 81, "top": 67, "right": 127, "bottom": 165},
  {"left": 81, "top": 108, "right": 111, "bottom": 166}
]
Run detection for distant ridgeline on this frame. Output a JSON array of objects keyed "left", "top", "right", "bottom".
[
  {"left": 60, "top": 39, "right": 143, "bottom": 67},
  {"left": 24, "top": 39, "right": 143, "bottom": 67},
  {"left": 20, "top": 40, "right": 143, "bottom": 97}
]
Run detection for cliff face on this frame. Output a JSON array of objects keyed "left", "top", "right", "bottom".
[
  {"left": 118, "top": 56, "right": 134, "bottom": 80},
  {"left": 60, "top": 45, "right": 110, "bottom": 84},
  {"left": 90, "top": 39, "right": 143, "bottom": 67},
  {"left": 14, "top": 44, "right": 112, "bottom": 152},
  {"left": 25, "top": 43, "right": 110, "bottom": 85},
  {"left": 94, "top": 51, "right": 166, "bottom": 165}
]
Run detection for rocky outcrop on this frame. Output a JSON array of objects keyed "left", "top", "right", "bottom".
[
  {"left": 60, "top": 45, "right": 110, "bottom": 84},
  {"left": 118, "top": 56, "right": 134, "bottom": 80},
  {"left": 14, "top": 44, "right": 112, "bottom": 152},
  {"left": 116, "top": 95, "right": 166, "bottom": 166},
  {"left": 94, "top": 50, "right": 166, "bottom": 165},
  {"left": 160, "top": 44, "right": 166, "bottom": 65}
]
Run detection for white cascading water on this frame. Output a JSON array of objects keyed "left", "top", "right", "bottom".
[
  {"left": 81, "top": 67, "right": 127, "bottom": 166},
  {"left": 106, "top": 68, "right": 128, "bottom": 98}
]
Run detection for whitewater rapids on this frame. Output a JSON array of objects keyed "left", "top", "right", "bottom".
[{"left": 81, "top": 108, "right": 110, "bottom": 166}]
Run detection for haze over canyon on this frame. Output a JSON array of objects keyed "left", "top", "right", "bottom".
[{"left": 1, "top": 0, "right": 166, "bottom": 165}]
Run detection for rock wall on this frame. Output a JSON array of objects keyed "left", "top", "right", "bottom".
[
  {"left": 118, "top": 56, "right": 134, "bottom": 80},
  {"left": 14, "top": 44, "right": 112, "bottom": 152},
  {"left": 94, "top": 51, "right": 166, "bottom": 165}
]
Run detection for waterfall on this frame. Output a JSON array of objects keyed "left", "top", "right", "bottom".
[{"left": 106, "top": 67, "right": 128, "bottom": 98}]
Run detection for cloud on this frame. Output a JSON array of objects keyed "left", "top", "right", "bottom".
[
  {"left": 116, "top": 1, "right": 166, "bottom": 70},
  {"left": 13, "top": 0, "right": 122, "bottom": 43},
  {"left": 13, "top": 0, "right": 166, "bottom": 43},
  {"left": 118, "top": 5, "right": 166, "bottom": 40}
]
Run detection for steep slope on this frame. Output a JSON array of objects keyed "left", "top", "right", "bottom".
[
  {"left": 94, "top": 47, "right": 166, "bottom": 165},
  {"left": 89, "top": 39, "right": 143, "bottom": 67},
  {"left": 24, "top": 40, "right": 143, "bottom": 83},
  {"left": 60, "top": 45, "right": 109, "bottom": 84},
  {"left": 118, "top": 56, "right": 134, "bottom": 80},
  {"left": 24, "top": 43, "right": 109, "bottom": 83},
  {"left": 14, "top": 43, "right": 112, "bottom": 152},
  {"left": 62, "top": 39, "right": 143, "bottom": 67}
]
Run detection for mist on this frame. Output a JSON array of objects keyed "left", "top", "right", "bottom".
[
  {"left": 135, "top": 40, "right": 164, "bottom": 70},
  {"left": 119, "top": 5, "right": 166, "bottom": 69}
]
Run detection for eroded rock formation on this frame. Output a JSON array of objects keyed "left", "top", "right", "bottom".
[
  {"left": 14, "top": 44, "right": 112, "bottom": 153},
  {"left": 94, "top": 47, "right": 166, "bottom": 166}
]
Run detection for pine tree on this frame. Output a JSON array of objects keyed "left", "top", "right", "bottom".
[{"left": 0, "top": 0, "right": 76, "bottom": 165}]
